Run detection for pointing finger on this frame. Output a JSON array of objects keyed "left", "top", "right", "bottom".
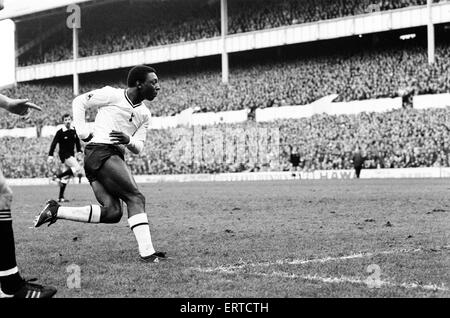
[{"left": 24, "top": 102, "right": 42, "bottom": 111}]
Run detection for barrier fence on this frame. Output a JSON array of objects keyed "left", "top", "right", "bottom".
[{"left": 6, "top": 167, "right": 450, "bottom": 186}]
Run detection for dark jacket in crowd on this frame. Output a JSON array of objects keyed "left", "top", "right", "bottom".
[{"left": 352, "top": 151, "right": 366, "bottom": 168}]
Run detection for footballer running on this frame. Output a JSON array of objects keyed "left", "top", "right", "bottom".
[{"left": 34, "top": 65, "right": 167, "bottom": 263}]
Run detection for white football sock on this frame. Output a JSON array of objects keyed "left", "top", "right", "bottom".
[
  {"left": 57, "top": 205, "right": 101, "bottom": 223},
  {"left": 0, "top": 266, "right": 18, "bottom": 277},
  {"left": 128, "top": 213, "right": 155, "bottom": 258}
]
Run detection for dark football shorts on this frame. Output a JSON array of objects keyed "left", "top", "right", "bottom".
[{"left": 84, "top": 143, "right": 125, "bottom": 183}]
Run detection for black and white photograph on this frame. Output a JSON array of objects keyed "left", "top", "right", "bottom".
[{"left": 0, "top": 0, "right": 449, "bottom": 303}]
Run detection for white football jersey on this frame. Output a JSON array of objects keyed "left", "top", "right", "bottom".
[{"left": 73, "top": 86, "right": 151, "bottom": 154}]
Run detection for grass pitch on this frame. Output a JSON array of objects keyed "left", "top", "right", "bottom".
[{"left": 10, "top": 178, "right": 450, "bottom": 297}]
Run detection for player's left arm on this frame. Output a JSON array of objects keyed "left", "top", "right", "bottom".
[
  {"left": 127, "top": 113, "right": 150, "bottom": 154},
  {"left": 109, "top": 114, "right": 149, "bottom": 155},
  {"left": 0, "top": 93, "right": 42, "bottom": 116}
]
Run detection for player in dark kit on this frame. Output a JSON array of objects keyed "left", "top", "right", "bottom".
[
  {"left": 34, "top": 65, "right": 167, "bottom": 263},
  {"left": 0, "top": 93, "right": 57, "bottom": 298},
  {"left": 48, "top": 113, "right": 83, "bottom": 202}
]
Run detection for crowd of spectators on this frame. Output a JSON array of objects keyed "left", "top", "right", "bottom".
[
  {"left": 2, "top": 38, "right": 450, "bottom": 130},
  {"left": 2, "top": 107, "right": 450, "bottom": 178},
  {"left": 277, "top": 108, "right": 450, "bottom": 170},
  {"left": 17, "top": 0, "right": 429, "bottom": 66},
  {"left": 0, "top": 137, "right": 52, "bottom": 178},
  {"left": 3, "top": 0, "right": 449, "bottom": 177}
]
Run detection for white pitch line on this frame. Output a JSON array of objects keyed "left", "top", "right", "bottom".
[
  {"left": 192, "top": 267, "right": 449, "bottom": 292},
  {"left": 245, "top": 271, "right": 450, "bottom": 292},
  {"left": 199, "top": 246, "right": 445, "bottom": 272},
  {"left": 190, "top": 245, "right": 450, "bottom": 292}
]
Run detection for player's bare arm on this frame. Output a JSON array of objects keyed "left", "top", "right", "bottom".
[{"left": 0, "top": 93, "right": 42, "bottom": 116}]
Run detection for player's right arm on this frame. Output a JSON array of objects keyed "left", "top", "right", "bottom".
[
  {"left": 0, "top": 94, "right": 10, "bottom": 109},
  {"left": 72, "top": 87, "right": 112, "bottom": 141}
]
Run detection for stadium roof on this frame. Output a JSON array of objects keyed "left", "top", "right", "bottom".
[
  {"left": 0, "top": 0, "right": 94, "bottom": 21},
  {"left": 0, "top": 0, "right": 220, "bottom": 21}
]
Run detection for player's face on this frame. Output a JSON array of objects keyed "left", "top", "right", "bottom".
[
  {"left": 140, "top": 72, "right": 160, "bottom": 101},
  {"left": 63, "top": 116, "right": 72, "bottom": 128}
]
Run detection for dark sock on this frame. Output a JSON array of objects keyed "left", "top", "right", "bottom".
[
  {"left": 57, "top": 169, "right": 74, "bottom": 179},
  {"left": 0, "top": 272, "right": 23, "bottom": 294},
  {"left": 0, "top": 209, "right": 23, "bottom": 294},
  {"left": 59, "top": 183, "right": 67, "bottom": 199}
]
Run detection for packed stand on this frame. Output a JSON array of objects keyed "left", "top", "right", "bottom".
[
  {"left": 17, "top": 0, "right": 427, "bottom": 66},
  {"left": 0, "top": 137, "right": 52, "bottom": 178},
  {"left": 3, "top": 38, "right": 450, "bottom": 129},
  {"left": 1, "top": 107, "right": 450, "bottom": 178}
]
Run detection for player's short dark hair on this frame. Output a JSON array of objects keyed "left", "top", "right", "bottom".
[
  {"left": 62, "top": 113, "right": 71, "bottom": 121},
  {"left": 127, "top": 65, "right": 156, "bottom": 87}
]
